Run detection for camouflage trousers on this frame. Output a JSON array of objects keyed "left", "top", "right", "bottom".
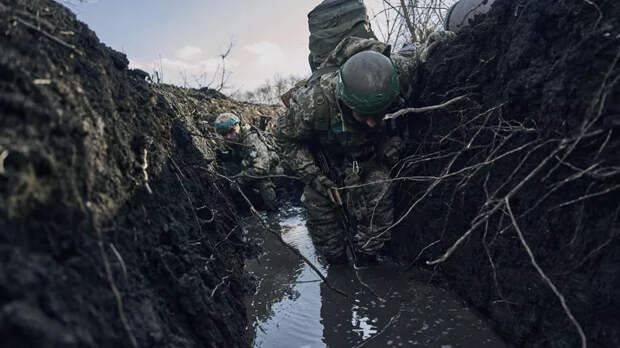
[
  {"left": 238, "top": 175, "right": 277, "bottom": 211},
  {"left": 256, "top": 179, "right": 277, "bottom": 211},
  {"left": 302, "top": 160, "right": 394, "bottom": 262}
]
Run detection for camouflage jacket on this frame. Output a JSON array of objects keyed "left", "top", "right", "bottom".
[
  {"left": 275, "top": 37, "right": 425, "bottom": 187},
  {"left": 218, "top": 124, "right": 279, "bottom": 177}
]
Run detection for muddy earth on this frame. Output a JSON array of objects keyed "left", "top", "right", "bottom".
[
  {"left": 390, "top": 0, "right": 620, "bottom": 347},
  {"left": 0, "top": 0, "right": 619, "bottom": 347},
  {"left": 0, "top": 0, "right": 279, "bottom": 347}
]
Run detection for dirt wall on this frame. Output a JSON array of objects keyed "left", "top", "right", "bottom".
[
  {"left": 393, "top": 0, "right": 619, "bottom": 347},
  {"left": 0, "top": 1, "right": 278, "bottom": 347}
]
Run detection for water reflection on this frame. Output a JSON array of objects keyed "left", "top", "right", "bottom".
[{"left": 244, "top": 206, "right": 509, "bottom": 348}]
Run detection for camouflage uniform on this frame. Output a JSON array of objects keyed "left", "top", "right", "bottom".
[
  {"left": 218, "top": 124, "right": 280, "bottom": 210},
  {"left": 276, "top": 37, "right": 429, "bottom": 263}
]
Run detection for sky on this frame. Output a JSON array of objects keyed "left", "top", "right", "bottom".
[{"left": 70, "top": 0, "right": 386, "bottom": 93}]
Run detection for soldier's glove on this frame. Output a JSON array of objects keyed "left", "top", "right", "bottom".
[
  {"left": 420, "top": 30, "right": 456, "bottom": 63},
  {"left": 327, "top": 187, "right": 343, "bottom": 206},
  {"left": 383, "top": 136, "right": 405, "bottom": 167},
  {"left": 312, "top": 175, "right": 342, "bottom": 206}
]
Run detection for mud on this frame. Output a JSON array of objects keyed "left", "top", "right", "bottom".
[
  {"left": 0, "top": 0, "right": 279, "bottom": 347},
  {"left": 393, "top": 0, "right": 620, "bottom": 347}
]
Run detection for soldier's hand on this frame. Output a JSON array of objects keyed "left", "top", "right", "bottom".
[
  {"left": 327, "top": 187, "right": 343, "bottom": 206},
  {"left": 383, "top": 136, "right": 405, "bottom": 167},
  {"left": 421, "top": 30, "right": 456, "bottom": 63},
  {"left": 312, "top": 175, "right": 341, "bottom": 205}
]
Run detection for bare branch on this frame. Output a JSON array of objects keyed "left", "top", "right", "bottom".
[{"left": 384, "top": 95, "right": 468, "bottom": 120}]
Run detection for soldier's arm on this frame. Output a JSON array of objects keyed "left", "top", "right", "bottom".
[
  {"left": 241, "top": 132, "right": 273, "bottom": 177},
  {"left": 391, "top": 30, "right": 455, "bottom": 98},
  {"left": 274, "top": 87, "right": 334, "bottom": 191}
]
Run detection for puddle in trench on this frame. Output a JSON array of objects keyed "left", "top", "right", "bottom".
[{"left": 244, "top": 206, "right": 509, "bottom": 348}]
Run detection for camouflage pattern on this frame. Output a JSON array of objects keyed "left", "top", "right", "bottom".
[
  {"left": 308, "top": 0, "right": 376, "bottom": 71},
  {"left": 275, "top": 36, "right": 427, "bottom": 262},
  {"left": 218, "top": 124, "right": 280, "bottom": 210}
]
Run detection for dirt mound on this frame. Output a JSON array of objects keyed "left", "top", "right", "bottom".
[
  {"left": 394, "top": 0, "right": 619, "bottom": 346},
  {"left": 0, "top": 0, "right": 279, "bottom": 347}
]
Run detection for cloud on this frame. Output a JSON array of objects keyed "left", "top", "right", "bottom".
[
  {"left": 243, "top": 41, "right": 286, "bottom": 67},
  {"left": 175, "top": 45, "right": 203, "bottom": 61},
  {"left": 129, "top": 46, "right": 239, "bottom": 88}
]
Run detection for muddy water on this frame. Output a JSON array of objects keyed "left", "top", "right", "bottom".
[{"left": 244, "top": 206, "right": 509, "bottom": 348}]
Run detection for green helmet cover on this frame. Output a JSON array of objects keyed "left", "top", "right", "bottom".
[{"left": 338, "top": 51, "right": 400, "bottom": 115}]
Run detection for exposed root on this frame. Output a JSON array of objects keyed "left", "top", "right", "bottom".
[
  {"left": 548, "top": 183, "right": 620, "bottom": 211},
  {"left": 505, "top": 198, "right": 587, "bottom": 348},
  {"left": 141, "top": 148, "right": 153, "bottom": 194},
  {"left": 211, "top": 274, "right": 231, "bottom": 298},
  {"left": 109, "top": 243, "right": 128, "bottom": 283},
  {"left": 94, "top": 223, "right": 138, "bottom": 348},
  {"left": 404, "top": 239, "right": 440, "bottom": 270},
  {"left": 0, "top": 148, "right": 8, "bottom": 175},
  {"left": 384, "top": 95, "right": 468, "bottom": 120},
  {"left": 427, "top": 144, "right": 563, "bottom": 265}
]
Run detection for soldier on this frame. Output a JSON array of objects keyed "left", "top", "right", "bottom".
[
  {"left": 275, "top": 34, "right": 453, "bottom": 266},
  {"left": 214, "top": 112, "right": 280, "bottom": 211}
]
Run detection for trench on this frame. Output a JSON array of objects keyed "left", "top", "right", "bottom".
[{"left": 243, "top": 205, "right": 510, "bottom": 348}]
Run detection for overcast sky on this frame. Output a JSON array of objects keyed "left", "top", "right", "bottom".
[{"left": 72, "top": 0, "right": 385, "bottom": 92}]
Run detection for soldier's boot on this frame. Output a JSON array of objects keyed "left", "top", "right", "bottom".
[
  {"left": 325, "top": 252, "right": 348, "bottom": 266},
  {"left": 353, "top": 225, "right": 387, "bottom": 268},
  {"left": 353, "top": 253, "right": 378, "bottom": 269}
]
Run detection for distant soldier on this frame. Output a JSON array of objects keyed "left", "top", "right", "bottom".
[
  {"left": 275, "top": 33, "right": 454, "bottom": 266},
  {"left": 215, "top": 112, "right": 280, "bottom": 211}
]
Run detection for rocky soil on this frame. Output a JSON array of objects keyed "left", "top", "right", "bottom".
[
  {"left": 0, "top": 1, "right": 279, "bottom": 347},
  {"left": 393, "top": 0, "right": 620, "bottom": 347}
]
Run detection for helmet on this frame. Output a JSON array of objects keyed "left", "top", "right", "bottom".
[
  {"left": 338, "top": 50, "right": 400, "bottom": 115},
  {"left": 214, "top": 113, "right": 240, "bottom": 134},
  {"left": 445, "top": 0, "right": 496, "bottom": 33}
]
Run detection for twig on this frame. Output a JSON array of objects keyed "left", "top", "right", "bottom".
[
  {"left": 211, "top": 171, "right": 348, "bottom": 297},
  {"left": 353, "top": 310, "right": 402, "bottom": 348},
  {"left": 505, "top": 198, "right": 587, "bottom": 348},
  {"left": 404, "top": 239, "right": 440, "bottom": 270},
  {"left": 427, "top": 144, "right": 562, "bottom": 265},
  {"left": 399, "top": 0, "right": 417, "bottom": 42},
  {"left": 233, "top": 172, "right": 302, "bottom": 181},
  {"left": 384, "top": 95, "right": 468, "bottom": 120},
  {"left": 548, "top": 183, "right": 620, "bottom": 211}
]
